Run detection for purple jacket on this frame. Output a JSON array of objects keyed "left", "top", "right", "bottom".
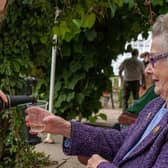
[{"left": 63, "top": 97, "right": 168, "bottom": 167}]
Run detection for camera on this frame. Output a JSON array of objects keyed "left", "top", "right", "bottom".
[{"left": 0, "top": 95, "right": 36, "bottom": 110}]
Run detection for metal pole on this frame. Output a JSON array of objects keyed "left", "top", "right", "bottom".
[{"left": 43, "top": 34, "right": 57, "bottom": 143}]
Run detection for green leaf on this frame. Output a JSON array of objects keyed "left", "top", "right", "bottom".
[
  {"left": 98, "top": 113, "right": 107, "bottom": 120},
  {"left": 62, "top": 44, "right": 71, "bottom": 56},
  {"left": 81, "top": 13, "right": 96, "bottom": 29},
  {"left": 55, "top": 81, "right": 62, "bottom": 92},
  {"left": 108, "top": 0, "right": 117, "bottom": 17},
  {"left": 69, "top": 61, "right": 82, "bottom": 73},
  {"left": 151, "top": 0, "right": 163, "bottom": 6},
  {"left": 64, "top": 33, "right": 74, "bottom": 42},
  {"left": 60, "top": 21, "right": 71, "bottom": 39},
  {"left": 55, "top": 94, "right": 66, "bottom": 107},
  {"left": 13, "top": 62, "right": 20, "bottom": 73},
  {"left": 70, "top": 20, "right": 81, "bottom": 35},
  {"left": 89, "top": 116, "right": 97, "bottom": 123},
  {"left": 73, "top": 42, "right": 83, "bottom": 54},
  {"left": 52, "top": 26, "right": 61, "bottom": 36},
  {"left": 131, "top": 22, "right": 141, "bottom": 32},
  {"left": 114, "top": 0, "right": 124, "bottom": 7},
  {"left": 76, "top": 93, "right": 85, "bottom": 105},
  {"left": 123, "top": 0, "right": 134, "bottom": 8},
  {"left": 40, "top": 36, "right": 48, "bottom": 44},
  {"left": 66, "top": 92, "right": 75, "bottom": 102},
  {"left": 67, "top": 73, "right": 85, "bottom": 89},
  {"left": 85, "top": 30, "right": 97, "bottom": 42},
  {"left": 123, "top": 0, "right": 129, "bottom": 4},
  {"left": 72, "top": 19, "right": 81, "bottom": 28},
  {"left": 22, "top": 0, "right": 33, "bottom": 4},
  {"left": 128, "top": 0, "right": 134, "bottom": 8}
]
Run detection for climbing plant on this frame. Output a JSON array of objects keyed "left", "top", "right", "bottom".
[
  {"left": 0, "top": 0, "right": 168, "bottom": 167},
  {"left": 0, "top": 0, "right": 56, "bottom": 167},
  {"left": 51, "top": 0, "right": 168, "bottom": 119}
]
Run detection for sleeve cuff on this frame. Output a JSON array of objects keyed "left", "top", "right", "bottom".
[
  {"left": 63, "top": 137, "right": 72, "bottom": 154},
  {"left": 97, "top": 161, "right": 116, "bottom": 168}
]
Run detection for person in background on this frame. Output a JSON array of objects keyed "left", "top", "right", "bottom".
[
  {"left": 25, "top": 12, "right": 168, "bottom": 168},
  {"left": 118, "top": 54, "right": 158, "bottom": 127},
  {"left": 141, "top": 51, "right": 150, "bottom": 67},
  {"left": 119, "top": 48, "right": 146, "bottom": 112},
  {"left": 126, "top": 52, "right": 157, "bottom": 115},
  {"left": 127, "top": 85, "right": 158, "bottom": 115}
]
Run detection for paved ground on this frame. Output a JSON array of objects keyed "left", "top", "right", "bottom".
[{"left": 35, "top": 98, "right": 122, "bottom": 168}]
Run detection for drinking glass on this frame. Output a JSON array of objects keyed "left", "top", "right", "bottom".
[{"left": 27, "top": 100, "right": 48, "bottom": 133}]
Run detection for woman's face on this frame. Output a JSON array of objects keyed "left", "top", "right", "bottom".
[{"left": 145, "top": 36, "right": 168, "bottom": 99}]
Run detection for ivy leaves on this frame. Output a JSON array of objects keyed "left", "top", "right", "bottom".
[
  {"left": 81, "top": 13, "right": 96, "bottom": 28},
  {"left": 53, "top": 12, "right": 96, "bottom": 42}
]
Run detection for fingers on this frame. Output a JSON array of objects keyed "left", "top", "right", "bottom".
[
  {"left": 87, "top": 154, "right": 109, "bottom": 168},
  {"left": 25, "top": 113, "right": 41, "bottom": 135},
  {"left": 29, "top": 129, "right": 38, "bottom": 135},
  {"left": 0, "top": 90, "right": 8, "bottom": 103},
  {"left": 25, "top": 115, "right": 30, "bottom": 125},
  {"left": 25, "top": 106, "right": 49, "bottom": 115},
  {"left": 25, "top": 106, "right": 41, "bottom": 113}
]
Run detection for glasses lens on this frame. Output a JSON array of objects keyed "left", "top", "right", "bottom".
[
  {"left": 149, "top": 53, "right": 168, "bottom": 67},
  {"left": 149, "top": 57, "right": 154, "bottom": 67}
]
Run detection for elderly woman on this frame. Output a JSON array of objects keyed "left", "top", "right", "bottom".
[{"left": 26, "top": 13, "right": 168, "bottom": 168}]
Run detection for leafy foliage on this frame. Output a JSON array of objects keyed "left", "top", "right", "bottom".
[
  {"left": 0, "top": 1, "right": 55, "bottom": 167},
  {"left": 51, "top": 0, "right": 164, "bottom": 120},
  {"left": 0, "top": 0, "right": 168, "bottom": 167},
  {"left": 0, "top": 107, "right": 53, "bottom": 167}
]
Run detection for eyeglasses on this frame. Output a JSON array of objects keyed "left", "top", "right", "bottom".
[{"left": 149, "top": 52, "right": 168, "bottom": 67}]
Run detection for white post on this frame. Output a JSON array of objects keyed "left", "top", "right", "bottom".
[{"left": 43, "top": 34, "right": 57, "bottom": 143}]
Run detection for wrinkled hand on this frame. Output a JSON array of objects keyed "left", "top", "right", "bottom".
[
  {"left": 87, "top": 154, "right": 109, "bottom": 168},
  {"left": 25, "top": 106, "right": 71, "bottom": 138}
]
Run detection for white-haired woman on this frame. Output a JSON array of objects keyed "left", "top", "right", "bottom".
[{"left": 26, "top": 13, "right": 168, "bottom": 168}]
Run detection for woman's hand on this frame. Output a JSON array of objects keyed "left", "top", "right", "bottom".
[
  {"left": 25, "top": 106, "right": 71, "bottom": 138},
  {"left": 87, "top": 154, "right": 109, "bottom": 168}
]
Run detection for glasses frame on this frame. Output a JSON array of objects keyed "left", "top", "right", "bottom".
[{"left": 149, "top": 52, "right": 168, "bottom": 67}]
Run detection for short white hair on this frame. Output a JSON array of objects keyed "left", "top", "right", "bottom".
[{"left": 152, "top": 13, "right": 168, "bottom": 53}]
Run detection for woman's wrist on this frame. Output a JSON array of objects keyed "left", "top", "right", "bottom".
[{"left": 63, "top": 121, "right": 71, "bottom": 138}]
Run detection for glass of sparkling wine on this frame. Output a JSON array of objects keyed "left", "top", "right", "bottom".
[{"left": 27, "top": 100, "right": 48, "bottom": 133}]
